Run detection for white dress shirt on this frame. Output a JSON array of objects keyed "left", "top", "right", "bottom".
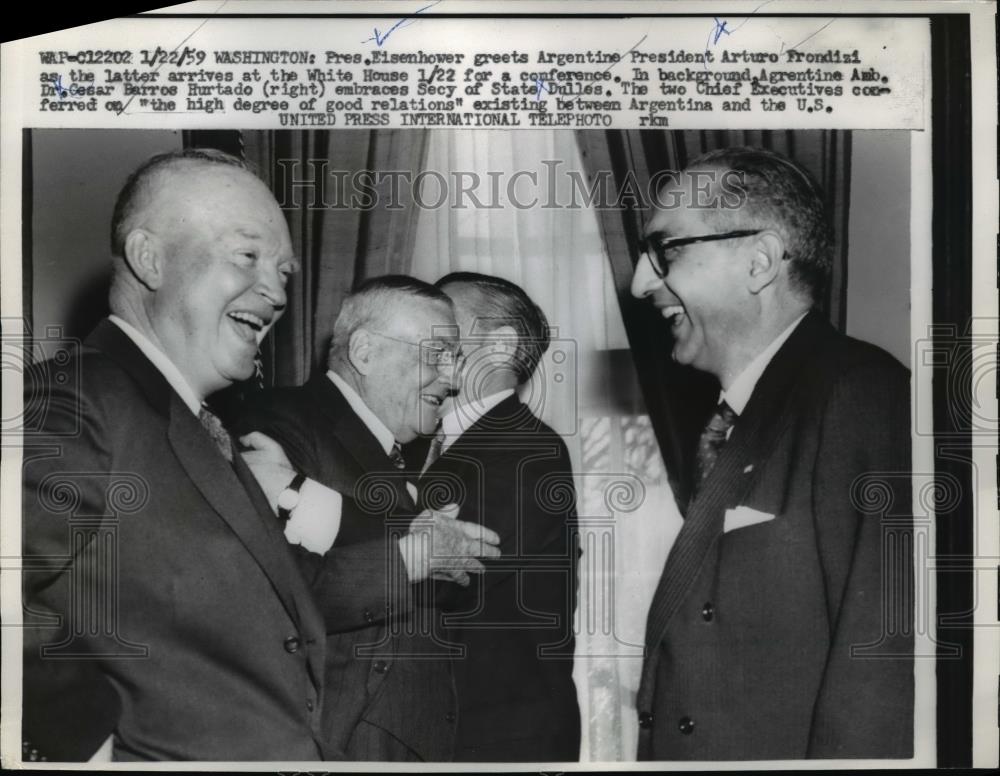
[
  {"left": 720, "top": 312, "right": 808, "bottom": 436},
  {"left": 438, "top": 388, "right": 516, "bottom": 454}
]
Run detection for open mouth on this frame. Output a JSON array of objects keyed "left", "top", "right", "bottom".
[
  {"left": 227, "top": 311, "right": 268, "bottom": 342},
  {"left": 421, "top": 393, "right": 444, "bottom": 408},
  {"left": 660, "top": 304, "right": 687, "bottom": 329}
]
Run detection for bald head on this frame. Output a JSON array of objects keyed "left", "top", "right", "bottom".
[{"left": 108, "top": 149, "right": 297, "bottom": 399}]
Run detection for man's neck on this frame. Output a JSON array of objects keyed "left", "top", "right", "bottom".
[
  {"left": 326, "top": 366, "right": 395, "bottom": 456},
  {"left": 456, "top": 371, "right": 517, "bottom": 410},
  {"left": 716, "top": 305, "right": 811, "bottom": 391}
]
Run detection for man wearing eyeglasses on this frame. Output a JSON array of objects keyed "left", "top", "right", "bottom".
[
  {"left": 237, "top": 275, "right": 500, "bottom": 761},
  {"left": 631, "top": 147, "right": 913, "bottom": 760}
]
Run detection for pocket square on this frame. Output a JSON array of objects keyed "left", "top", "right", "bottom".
[{"left": 724, "top": 505, "right": 775, "bottom": 533}]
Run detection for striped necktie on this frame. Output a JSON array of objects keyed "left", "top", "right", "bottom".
[{"left": 692, "top": 400, "right": 737, "bottom": 498}]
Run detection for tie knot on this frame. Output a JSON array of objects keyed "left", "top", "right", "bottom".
[
  {"left": 692, "top": 401, "right": 737, "bottom": 500},
  {"left": 198, "top": 406, "right": 233, "bottom": 463},
  {"left": 389, "top": 441, "right": 406, "bottom": 470},
  {"left": 709, "top": 401, "right": 737, "bottom": 432}
]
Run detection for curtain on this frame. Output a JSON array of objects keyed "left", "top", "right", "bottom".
[
  {"left": 576, "top": 130, "right": 852, "bottom": 508},
  {"left": 409, "top": 131, "right": 682, "bottom": 761},
  {"left": 239, "top": 129, "right": 429, "bottom": 387}
]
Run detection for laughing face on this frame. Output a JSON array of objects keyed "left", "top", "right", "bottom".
[
  {"left": 363, "top": 297, "right": 458, "bottom": 443},
  {"left": 631, "top": 173, "right": 752, "bottom": 380},
  {"left": 145, "top": 164, "right": 297, "bottom": 398}
]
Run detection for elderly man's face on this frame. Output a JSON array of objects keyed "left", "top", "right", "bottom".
[
  {"left": 631, "top": 173, "right": 752, "bottom": 379},
  {"left": 363, "top": 298, "right": 458, "bottom": 443},
  {"left": 147, "top": 164, "right": 296, "bottom": 397}
]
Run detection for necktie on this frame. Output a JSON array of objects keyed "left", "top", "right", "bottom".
[
  {"left": 693, "top": 400, "right": 737, "bottom": 497},
  {"left": 421, "top": 428, "right": 446, "bottom": 475},
  {"left": 198, "top": 406, "right": 234, "bottom": 463},
  {"left": 388, "top": 441, "right": 406, "bottom": 470}
]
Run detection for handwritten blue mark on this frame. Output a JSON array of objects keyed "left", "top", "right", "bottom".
[
  {"left": 363, "top": 0, "right": 441, "bottom": 46},
  {"left": 710, "top": 17, "right": 732, "bottom": 46},
  {"left": 700, "top": 1, "right": 776, "bottom": 69},
  {"left": 534, "top": 78, "right": 552, "bottom": 101},
  {"left": 53, "top": 74, "right": 69, "bottom": 98}
]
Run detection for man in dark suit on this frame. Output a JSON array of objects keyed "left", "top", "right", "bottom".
[
  {"left": 21, "top": 149, "right": 342, "bottom": 760},
  {"left": 237, "top": 276, "right": 500, "bottom": 762},
  {"left": 630, "top": 147, "right": 913, "bottom": 759},
  {"left": 414, "top": 272, "right": 580, "bottom": 762}
]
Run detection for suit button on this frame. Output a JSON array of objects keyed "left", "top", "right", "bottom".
[
  {"left": 373, "top": 660, "right": 389, "bottom": 674},
  {"left": 638, "top": 711, "right": 654, "bottom": 729},
  {"left": 363, "top": 608, "right": 375, "bottom": 624},
  {"left": 678, "top": 716, "right": 695, "bottom": 735},
  {"left": 283, "top": 636, "right": 301, "bottom": 653},
  {"left": 445, "top": 712, "right": 456, "bottom": 723},
  {"left": 306, "top": 699, "right": 314, "bottom": 712},
  {"left": 701, "top": 602, "right": 714, "bottom": 622}
]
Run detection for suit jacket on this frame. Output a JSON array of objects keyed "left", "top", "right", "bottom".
[
  {"left": 238, "top": 373, "right": 457, "bottom": 762},
  {"left": 21, "top": 320, "right": 331, "bottom": 761},
  {"left": 637, "top": 311, "right": 914, "bottom": 760},
  {"left": 417, "top": 395, "right": 580, "bottom": 762}
]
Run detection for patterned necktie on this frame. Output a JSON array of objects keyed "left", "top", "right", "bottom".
[
  {"left": 198, "top": 406, "right": 233, "bottom": 463},
  {"left": 388, "top": 441, "right": 406, "bottom": 470},
  {"left": 693, "top": 400, "right": 737, "bottom": 497},
  {"left": 421, "top": 428, "right": 446, "bottom": 475}
]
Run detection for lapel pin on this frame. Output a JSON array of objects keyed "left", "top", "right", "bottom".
[{"left": 743, "top": 464, "right": 754, "bottom": 474}]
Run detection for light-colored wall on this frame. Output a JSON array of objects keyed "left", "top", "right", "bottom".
[
  {"left": 845, "top": 131, "right": 911, "bottom": 368},
  {"left": 30, "top": 129, "right": 182, "bottom": 340}
]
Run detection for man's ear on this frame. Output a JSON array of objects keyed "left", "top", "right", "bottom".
[
  {"left": 347, "top": 329, "right": 375, "bottom": 376},
  {"left": 747, "top": 230, "right": 786, "bottom": 295},
  {"left": 122, "top": 230, "right": 165, "bottom": 291},
  {"left": 489, "top": 325, "right": 519, "bottom": 358}
]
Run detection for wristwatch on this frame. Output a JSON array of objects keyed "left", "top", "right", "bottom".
[{"left": 277, "top": 472, "right": 306, "bottom": 522}]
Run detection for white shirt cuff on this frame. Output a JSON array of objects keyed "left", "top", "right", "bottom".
[{"left": 283, "top": 479, "right": 342, "bottom": 554}]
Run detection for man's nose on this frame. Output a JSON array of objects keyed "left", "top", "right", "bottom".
[
  {"left": 630, "top": 252, "right": 662, "bottom": 299},
  {"left": 436, "top": 360, "right": 456, "bottom": 390},
  {"left": 256, "top": 261, "right": 287, "bottom": 311}
]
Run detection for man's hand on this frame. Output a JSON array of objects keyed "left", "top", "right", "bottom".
[
  {"left": 399, "top": 504, "right": 501, "bottom": 586},
  {"left": 239, "top": 431, "right": 296, "bottom": 513}
]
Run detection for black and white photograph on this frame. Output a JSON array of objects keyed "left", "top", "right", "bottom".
[{"left": 1, "top": 2, "right": 995, "bottom": 770}]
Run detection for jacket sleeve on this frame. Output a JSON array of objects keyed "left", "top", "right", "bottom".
[
  {"left": 238, "top": 396, "right": 415, "bottom": 631},
  {"left": 21, "top": 365, "right": 122, "bottom": 761},
  {"left": 807, "top": 360, "right": 914, "bottom": 758}
]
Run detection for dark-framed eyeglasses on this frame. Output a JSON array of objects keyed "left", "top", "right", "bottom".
[
  {"left": 369, "top": 331, "right": 464, "bottom": 367},
  {"left": 642, "top": 229, "right": 762, "bottom": 278}
]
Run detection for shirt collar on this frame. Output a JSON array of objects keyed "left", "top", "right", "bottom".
[
  {"left": 439, "top": 389, "right": 516, "bottom": 453},
  {"left": 721, "top": 312, "right": 808, "bottom": 416},
  {"left": 326, "top": 369, "right": 396, "bottom": 456},
  {"left": 109, "top": 315, "right": 203, "bottom": 415}
]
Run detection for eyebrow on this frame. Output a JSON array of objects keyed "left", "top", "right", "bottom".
[{"left": 235, "top": 228, "right": 262, "bottom": 240}]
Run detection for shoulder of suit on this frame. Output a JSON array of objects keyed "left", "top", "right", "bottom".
[
  {"left": 26, "top": 344, "right": 140, "bottom": 411},
  {"left": 786, "top": 329, "right": 910, "bottom": 417},
  {"left": 813, "top": 331, "right": 909, "bottom": 385}
]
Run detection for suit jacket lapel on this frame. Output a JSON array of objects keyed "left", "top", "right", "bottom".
[
  {"left": 427, "top": 394, "right": 535, "bottom": 466},
  {"left": 643, "top": 312, "right": 834, "bottom": 651},
  {"left": 90, "top": 320, "right": 321, "bottom": 643},
  {"left": 306, "top": 374, "right": 415, "bottom": 512}
]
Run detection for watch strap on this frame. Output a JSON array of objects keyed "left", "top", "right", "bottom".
[{"left": 277, "top": 472, "right": 307, "bottom": 522}]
